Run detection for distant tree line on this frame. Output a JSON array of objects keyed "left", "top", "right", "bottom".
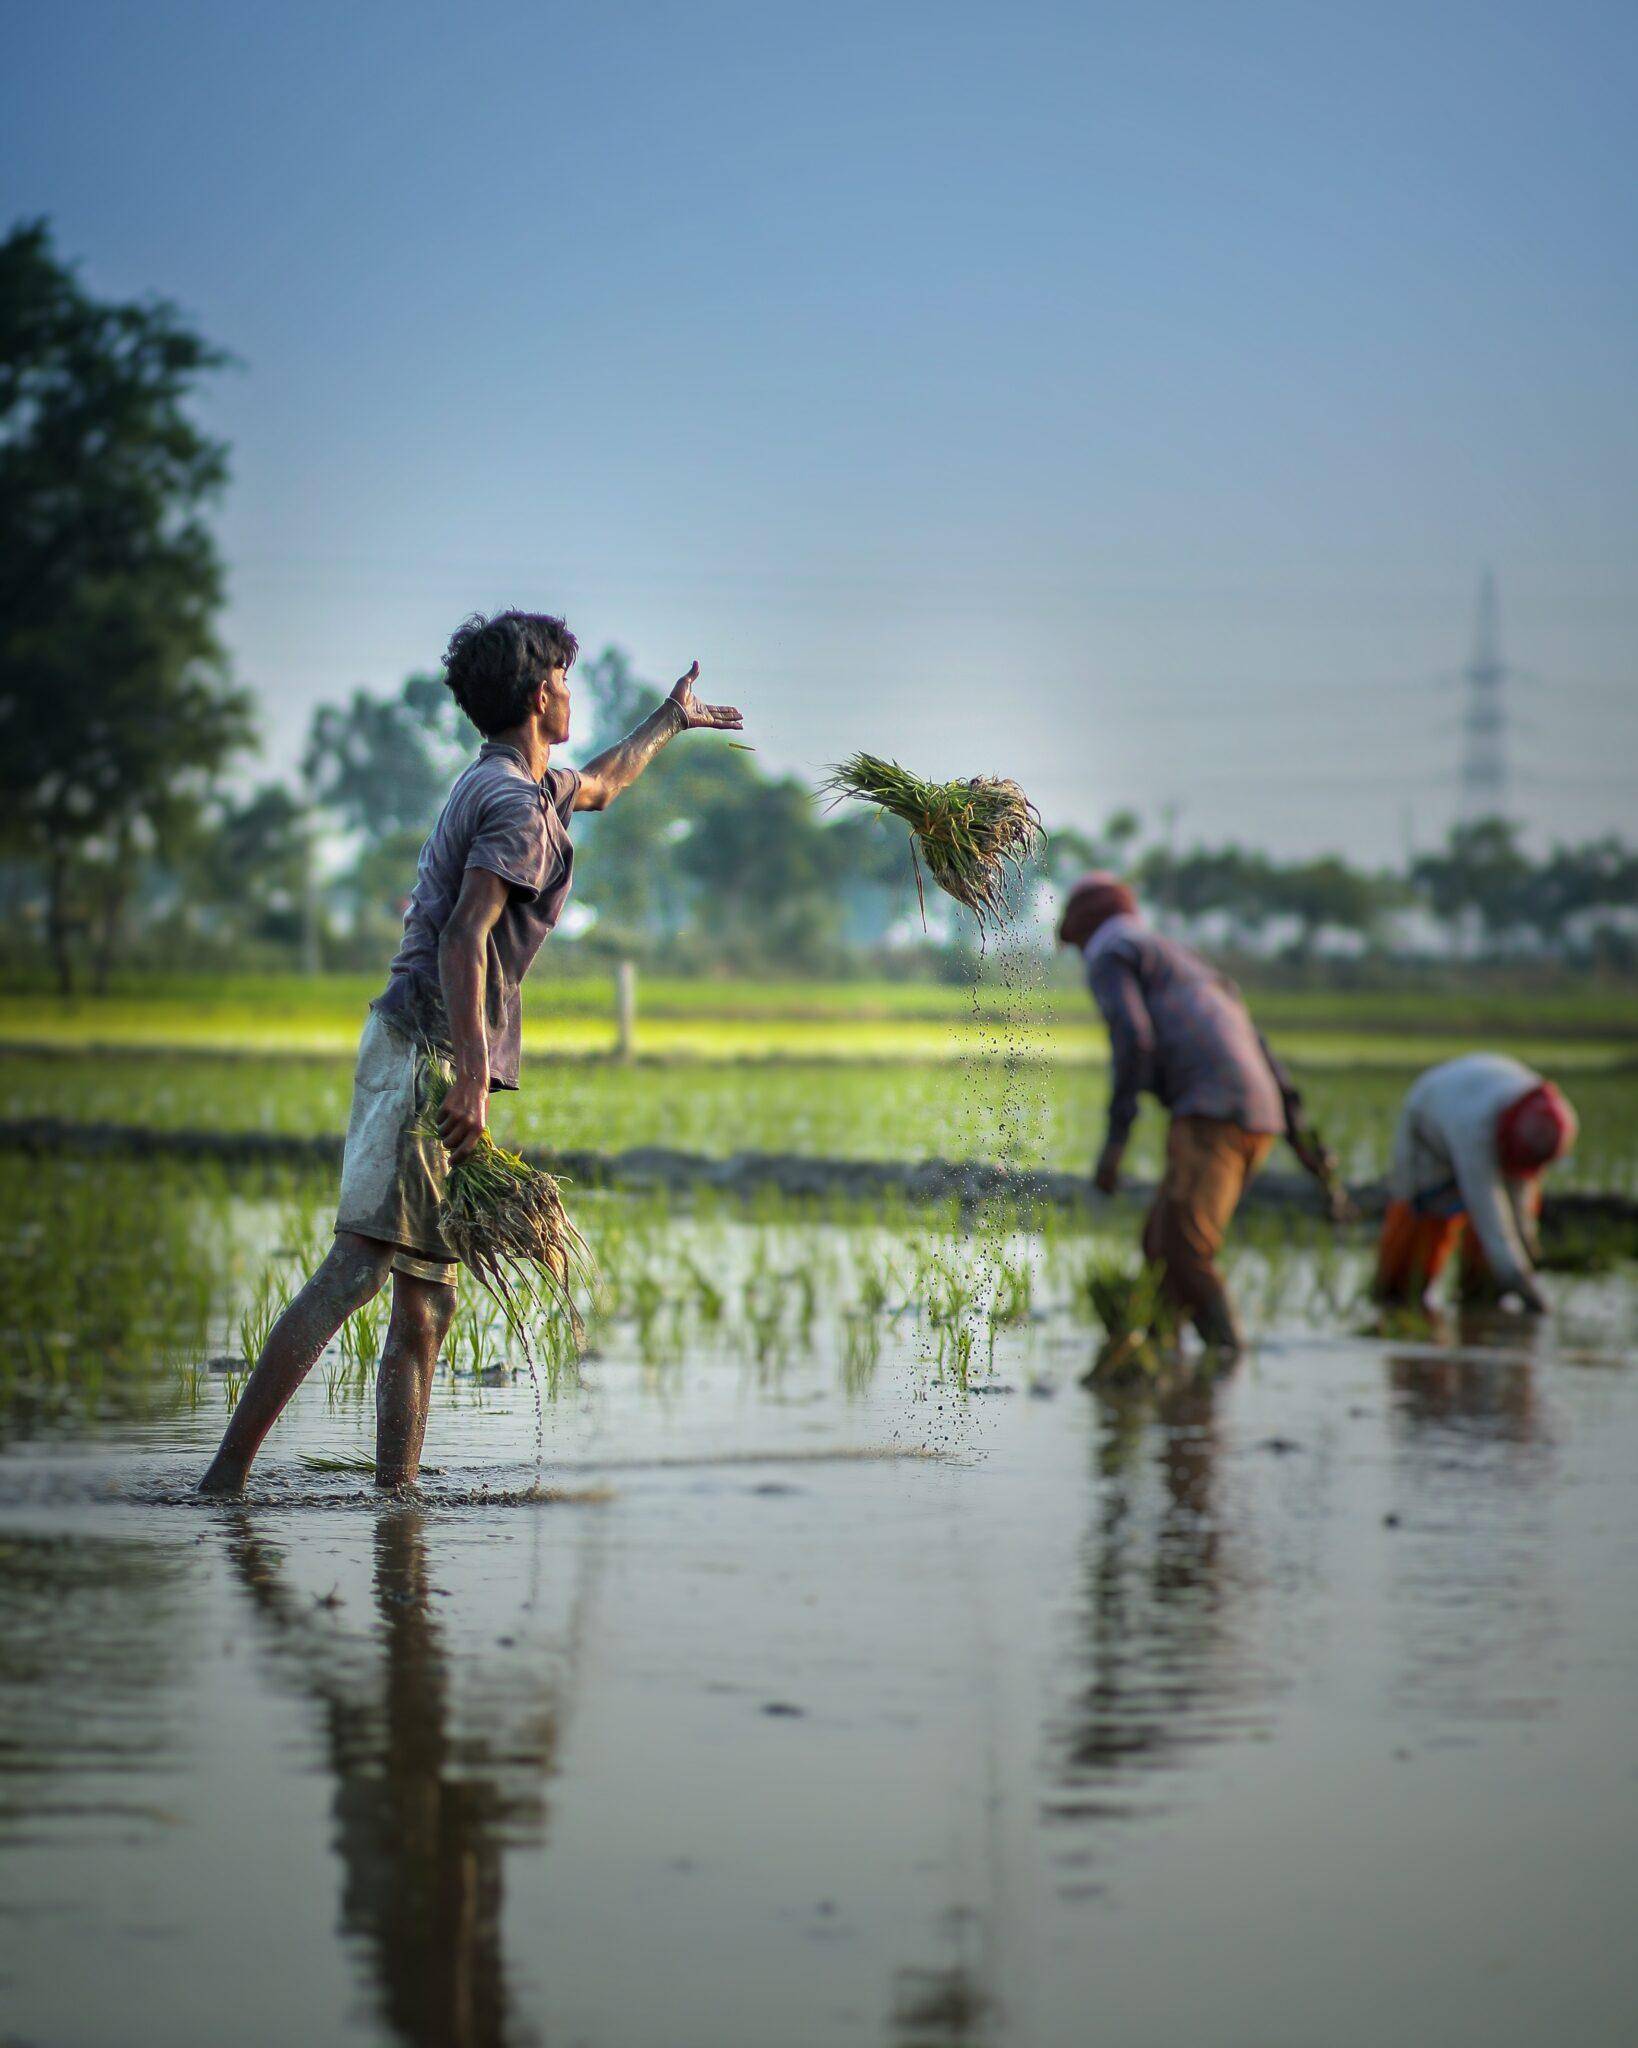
[
  {"left": 4, "top": 218, "right": 1635, "bottom": 989},
  {"left": 1040, "top": 819, "right": 1638, "bottom": 969}
]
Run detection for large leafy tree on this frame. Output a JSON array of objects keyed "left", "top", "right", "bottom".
[
  {"left": 0, "top": 219, "right": 251, "bottom": 989},
  {"left": 564, "top": 648, "right": 680, "bottom": 937},
  {"left": 1523, "top": 837, "right": 1638, "bottom": 941},
  {"left": 302, "top": 674, "right": 479, "bottom": 946},
  {"left": 188, "top": 783, "right": 312, "bottom": 951},
  {"left": 1269, "top": 854, "right": 1396, "bottom": 955},
  {"left": 302, "top": 673, "right": 476, "bottom": 841},
  {"left": 1412, "top": 819, "right": 1536, "bottom": 946},
  {"left": 568, "top": 646, "right": 912, "bottom": 963}
]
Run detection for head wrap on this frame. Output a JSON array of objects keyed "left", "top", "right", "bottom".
[
  {"left": 1496, "top": 1080, "right": 1578, "bottom": 1177},
  {"left": 1057, "top": 872, "right": 1139, "bottom": 949}
]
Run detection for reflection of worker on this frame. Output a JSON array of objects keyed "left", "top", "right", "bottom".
[
  {"left": 1375, "top": 1054, "right": 1577, "bottom": 1313},
  {"left": 1058, "top": 873, "right": 1340, "bottom": 1352},
  {"left": 1053, "top": 1372, "right": 1247, "bottom": 1798},
  {"left": 228, "top": 1511, "right": 560, "bottom": 2048},
  {"left": 1387, "top": 1335, "right": 1540, "bottom": 1444}
]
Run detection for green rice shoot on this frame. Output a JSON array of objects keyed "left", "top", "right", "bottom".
[
  {"left": 416, "top": 1053, "right": 593, "bottom": 1356},
  {"left": 821, "top": 753, "right": 1043, "bottom": 930},
  {"left": 1078, "top": 1255, "right": 1180, "bottom": 1383},
  {"left": 298, "top": 1449, "right": 445, "bottom": 1476}
]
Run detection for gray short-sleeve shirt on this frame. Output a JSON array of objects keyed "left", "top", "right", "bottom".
[{"left": 375, "top": 744, "right": 579, "bottom": 1089}]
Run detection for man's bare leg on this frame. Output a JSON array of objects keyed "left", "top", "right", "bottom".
[
  {"left": 199, "top": 1232, "right": 394, "bottom": 1495},
  {"left": 373, "top": 1272, "right": 457, "bottom": 1489}
]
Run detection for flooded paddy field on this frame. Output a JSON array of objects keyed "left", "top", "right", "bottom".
[
  {"left": 2, "top": 1160, "right": 1636, "bottom": 2047},
  {"left": 7, "top": 1043, "right": 1638, "bottom": 1190}
]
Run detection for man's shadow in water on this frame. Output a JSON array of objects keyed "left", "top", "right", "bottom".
[
  {"left": 225, "top": 1510, "right": 581, "bottom": 2048},
  {"left": 1047, "top": 1360, "right": 1264, "bottom": 1830}
]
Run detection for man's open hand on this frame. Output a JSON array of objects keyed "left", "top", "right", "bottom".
[
  {"left": 437, "top": 1072, "right": 489, "bottom": 1163},
  {"left": 668, "top": 661, "right": 743, "bottom": 732}
]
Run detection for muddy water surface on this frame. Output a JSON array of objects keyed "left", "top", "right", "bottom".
[{"left": 1, "top": 1198, "right": 1635, "bottom": 2047}]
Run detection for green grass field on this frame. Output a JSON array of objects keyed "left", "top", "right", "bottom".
[
  {"left": 5, "top": 974, "right": 1634, "bottom": 1192},
  {"left": 8, "top": 1045, "right": 1636, "bottom": 1190},
  {"left": 2, "top": 972, "right": 1635, "bottom": 1067}
]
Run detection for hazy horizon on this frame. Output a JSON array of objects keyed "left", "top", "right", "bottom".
[{"left": 7, "top": 0, "right": 1635, "bottom": 859}]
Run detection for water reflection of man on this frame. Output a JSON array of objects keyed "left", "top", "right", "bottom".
[
  {"left": 226, "top": 1512, "right": 559, "bottom": 2048},
  {"left": 1051, "top": 1372, "right": 1253, "bottom": 1803}
]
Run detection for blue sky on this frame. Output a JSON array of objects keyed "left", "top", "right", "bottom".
[{"left": 7, "top": 0, "right": 1635, "bottom": 858}]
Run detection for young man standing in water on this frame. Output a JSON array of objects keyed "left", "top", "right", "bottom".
[{"left": 199, "top": 610, "right": 742, "bottom": 1493}]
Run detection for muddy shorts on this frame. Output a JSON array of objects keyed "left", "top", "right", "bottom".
[{"left": 334, "top": 1008, "right": 460, "bottom": 1286}]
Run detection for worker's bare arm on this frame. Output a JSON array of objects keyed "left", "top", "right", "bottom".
[
  {"left": 435, "top": 866, "right": 511, "bottom": 1160},
  {"left": 1259, "top": 1031, "right": 1353, "bottom": 1220},
  {"left": 1453, "top": 1151, "right": 1542, "bottom": 1309},
  {"left": 1088, "top": 955, "right": 1154, "bottom": 1192},
  {"left": 574, "top": 662, "right": 743, "bottom": 811}
]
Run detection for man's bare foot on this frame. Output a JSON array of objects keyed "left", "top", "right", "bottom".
[{"left": 197, "top": 1459, "right": 248, "bottom": 1497}]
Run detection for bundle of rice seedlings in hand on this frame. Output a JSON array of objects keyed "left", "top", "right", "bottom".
[
  {"left": 821, "top": 752, "right": 1043, "bottom": 931},
  {"left": 1078, "top": 1255, "right": 1180, "bottom": 1385},
  {"left": 417, "top": 1055, "right": 592, "bottom": 1354}
]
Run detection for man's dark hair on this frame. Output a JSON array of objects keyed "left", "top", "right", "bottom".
[{"left": 441, "top": 609, "right": 579, "bottom": 736}]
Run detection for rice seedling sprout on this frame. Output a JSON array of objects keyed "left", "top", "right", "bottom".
[
  {"left": 417, "top": 1052, "right": 592, "bottom": 1358},
  {"left": 1078, "top": 1254, "right": 1180, "bottom": 1384}
]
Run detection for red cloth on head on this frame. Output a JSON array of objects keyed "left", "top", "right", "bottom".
[
  {"left": 1496, "top": 1081, "right": 1578, "bottom": 1178},
  {"left": 1057, "top": 872, "right": 1138, "bottom": 948}
]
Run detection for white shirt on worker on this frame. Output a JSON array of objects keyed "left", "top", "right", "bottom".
[{"left": 1388, "top": 1052, "right": 1543, "bottom": 1294}]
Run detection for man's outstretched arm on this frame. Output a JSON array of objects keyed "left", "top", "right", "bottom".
[{"left": 574, "top": 661, "right": 743, "bottom": 812}]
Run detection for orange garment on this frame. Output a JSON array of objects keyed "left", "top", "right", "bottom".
[
  {"left": 1375, "top": 1199, "right": 1465, "bottom": 1298},
  {"left": 1142, "top": 1116, "right": 1274, "bottom": 1323},
  {"left": 1375, "top": 1184, "right": 1544, "bottom": 1302}
]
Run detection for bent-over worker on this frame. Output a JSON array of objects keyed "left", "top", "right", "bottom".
[
  {"left": 1058, "top": 872, "right": 1341, "bottom": 1353},
  {"left": 1374, "top": 1053, "right": 1577, "bottom": 1313}
]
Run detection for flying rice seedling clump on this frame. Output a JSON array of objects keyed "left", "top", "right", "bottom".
[
  {"left": 821, "top": 753, "right": 1044, "bottom": 931},
  {"left": 417, "top": 1054, "right": 591, "bottom": 1355}
]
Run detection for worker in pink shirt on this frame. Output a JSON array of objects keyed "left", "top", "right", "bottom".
[{"left": 1059, "top": 872, "right": 1341, "bottom": 1352}]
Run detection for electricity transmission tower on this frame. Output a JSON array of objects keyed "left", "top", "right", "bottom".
[{"left": 1458, "top": 569, "right": 1510, "bottom": 820}]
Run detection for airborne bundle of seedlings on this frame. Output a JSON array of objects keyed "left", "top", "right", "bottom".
[
  {"left": 418, "top": 1055, "right": 592, "bottom": 1355},
  {"left": 821, "top": 753, "right": 1043, "bottom": 930}
]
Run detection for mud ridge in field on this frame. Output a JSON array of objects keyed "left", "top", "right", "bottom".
[{"left": 7, "top": 1115, "right": 1638, "bottom": 1236}]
